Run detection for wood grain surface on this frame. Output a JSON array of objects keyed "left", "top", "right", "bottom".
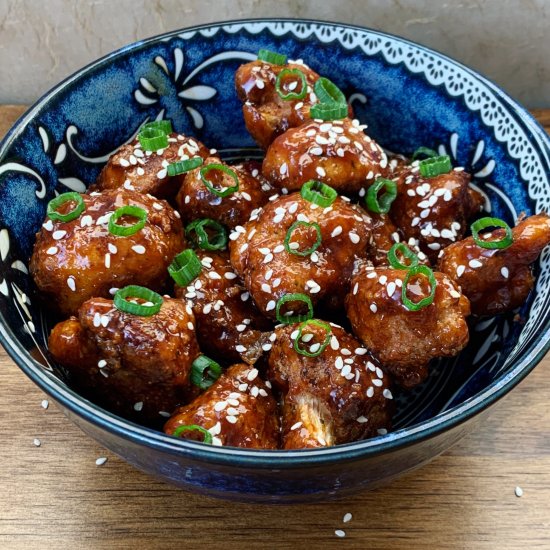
[{"left": 1, "top": 105, "right": 549, "bottom": 550}]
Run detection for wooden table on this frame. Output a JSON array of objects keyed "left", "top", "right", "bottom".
[{"left": 1, "top": 105, "right": 549, "bottom": 550}]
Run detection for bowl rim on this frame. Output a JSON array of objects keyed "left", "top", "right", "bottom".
[{"left": 1, "top": 16, "right": 549, "bottom": 468}]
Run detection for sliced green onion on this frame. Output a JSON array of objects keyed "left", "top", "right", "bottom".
[
  {"left": 167, "top": 157, "right": 203, "bottom": 177},
  {"left": 284, "top": 221, "right": 322, "bottom": 257},
  {"left": 257, "top": 49, "right": 287, "bottom": 65},
  {"left": 402, "top": 265, "right": 437, "bottom": 312},
  {"left": 419, "top": 155, "right": 451, "bottom": 178},
  {"left": 114, "top": 285, "right": 163, "bottom": 316},
  {"left": 275, "top": 68, "right": 307, "bottom": 101},
  {"left": 471, "top": 217, "right": 513, "bottom": 250},
  {"left": 412, "top": 146, "right": 438, "bottom": 161},
  {"left": 190, "top": 355, "right": 222, "bottom": 390},
  {"left": 276, "top": 293, "right": 314, "bottom": 325},
  {"left": 168, "top": 249, "right": 202, "bottom": 286},
  {"left": 108, "top": 205, "right": 148, "bottom": 237},
  {"left": 138, "top": 126, "right": 168, "bottom": 151},
  {"left": 300, "top": 180, "right": 338, "bottom": 207},
  {"left": 366, "top": 178, "right": 397, "bottom": 214},
  {"left": 200, "top": 164, "right": 239, "bottom": 197},
  {"left": 310, "top": 102, "right": 348, "bottom": 121},
  {"left": 186, "top": 219, "right": 228, "bottom": 251},
  {"left": 314, "top": 77, "right": 346, "bottom": 105},
  {"left": 142, "top": 120, "right": 173, "bottom": 135},
  {"left": 387, "top": 243, "right": 419, "bottom": 270},
  {"left": 293, "top": 319, "right": 332, "bottom": 357},
  {"left": 47, "top": 192, "right": 85, "bottom": 222},
  {"left": 173, "top": 424, "right": 213, "bottom": 444}
]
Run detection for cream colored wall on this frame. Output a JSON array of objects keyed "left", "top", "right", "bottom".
[{"left": 0, "top": 0, "right": 548, "bottom": 107}]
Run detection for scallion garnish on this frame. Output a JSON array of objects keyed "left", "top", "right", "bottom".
[
  {"left": 167, "top": 157, "right": 203, "bottom": 177},
  {"left": 419, "top": 155, "right": 451, "bottom": 178},
  {"left": 471, "top": 217, "right": 513, "bottom": 250},
  {"left": 173, "top": 424, "right": 213, "bottom": 444},
  {"left": 186, "top": 218, "right": 228, "bottom": 251},
  {"left": 387, "top": 243, "right": 419, "bottom": 270},
  {"left": 275, "top": 68, "right": 307, "bottom": 101},
  {"left": 200, "top": 164, "right": 239, "bottom": 197},
  {"left": 257, "top": 49, "right": 287, "bottom": 65},
  {"left": 412, "top": 146, "right": 438, "bottom": 161},
  {"left": 142, "top": 120, "right": 173, "bottom": 135},
  {"left": 138, "top": 126, "right": 168, "bottom": 151},
  {"left": 276, "top": 293, "right": 314, "bottom": 325},
  {"left": 300, "top": 180, "right": 338, "bottom": 207},
  {"left": 114, "top": 285, "right": 163, "bottom": 316},
  {"left": 168, "top": 249, "right": 202, "bottom": 286},
  {"left": 190, "top": 355, "right": 222, "bottom": 390},
  {"left": 309, "top": 102, "right": 348, "bottom": 121},
  {"left": 365, "top": 178, "right": 397, "bottom": 214},
  {"left": 47, "top": 192, "right": 85, "bottom": 222},
  {"left": 293, "top": 319, "right": 332, "bottom": 357},
  {"left": 401, "top": 265, "right": 437, "bottom": 312},
  {"left": 284, "top": 221, "right": 322, "bottom": 257},
  {"left": 108, "top": 205, "right": 148, "bottom": 237},
  {"left": 313, "top": 77, "right": 346, "bottom": 105}
]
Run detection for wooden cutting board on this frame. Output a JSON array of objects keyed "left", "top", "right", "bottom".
[{"left": 1, "top": 105, "right": 549, "bottom": 550}]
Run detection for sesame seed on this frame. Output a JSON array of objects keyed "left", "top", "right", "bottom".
[
  {"left": 95, "top": 457, "right": 108, "bottom": 466},
  {"left": 450, "top": 290, "right": 461, "bottom": 299},
  {"left": 379, "top": 275, "right": 387, "bottom": 285},
  {"left": 226, "top": 407, "right": 239, "bottom": 416},
  {"left": 239, "top": 243, "right": 249, "bottom": 253},
  {"left": 214, "top": 401, "right": 227, "bottom": 412},
  {"left": 262, "top": 343, "right": 272, "bottom": 352},
  {"left": 310, "top": 146, "right": 323, "bottom": 156},
  {"left": 370, "top": 303, "right": 377, "bottom": 313},
  {"left": 46, "top": 246, "right": 58, "bottom": 255},
  {"left": 331, "top": 226, "right": 343, "bottom": 237},
  {"left": 515, "top": 486, "right": 523, "bottom": 497},
  {"left": 456, "top": 265, "right": 466, "bottom": 277},
  {"left": 366, "top": 387, "right": 374, "bottom": 398},
  {"left": 335, "top": 357, "right": 344, "bottom": 369},
  {"left": 330, "top": 336, "right": 340, "bottom": 350},
  {"left": 356, "top": 416, "right": 368, "bottom": 423},
  {"left": 104, "top": 253, "right": 111, "bottom": 268},
  {"left": 280, "top": 163, "right": 288, "bottom": 176},
  {"left": 387, "top": 282, "right": 396, "bottom": 297},
  {"left": 241, "top": 292, "right": 250, "bottom": 302},
  {"left": 247, "top": 369, "right": 259, "bottom": 381},
  {"left": 335, "top": 530, "right": 346, "bottom": 538},
  {"left": 353, "top": 282, "right": 359, "bottom": 295},
  {"left": 316, "top": 167, "right": 326, "bottom": 177},
  {"left": 349, "top": 232, "right": 360, "bottom": 244},
  {"left": 208, "top": 272, "right": 222, "bottom": 280},
  {"left": 41, "top": 399, "right": 49, "bottom": 409},
  {"left": 373, "top": 379, "right": 383, "bottom": 387},
  {"left": 132, "top": 245, "right": 146, "bottom": 254},
  {"left": 343, "top": 513, "right": 353, "bottom": 523},
  {"left": 469, "top": 259, "right": 482, "bottom": 269},
  {"left": 501, "top": 266, "right": 509, "bottom": 279},
  {"left": 52, "top": 230, "right": 67, "bottom": 240},
  {"left": 377, "top": 428, "right": 388, "bottom": 435},
  {"left": 290, "top": 421, "right": 303, "bottom": 431},
  {"left": 383, "top": 389, "right": 393, "bottom": 399}
]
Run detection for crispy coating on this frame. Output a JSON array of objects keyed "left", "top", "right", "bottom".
[
  {"left": 30, "top": 189, "right": 185, "bottom": 316},
  {"left": 268, "top": 322, "right": 393, "bottom": 449},
  {"left": 93, "top": 132, "right": 210, "bottom": 199},
  {"left": 164, "top": 363, "right": 279, "bottom": 449},
  {"left": 48, "top": 297, "right": 200, "bottom": 424},
  {"left": 438, "top": 214, "right": 550, "bottom": 315},
  {"left": 175, "top": 157, "right": 271, "bottom": 229},
  {"left": 390, "top": 164, "right": 484, "bottom": 262},
  {"left": 262, "top": 118, "right": 389, "bottom": 194},
  {"left": 174, "top": 251, "right": 272, "bottom": 364},
  {"left": 235, "top": 59, "right": 322, "bottom": 149},
  {"left": 229, "top": 192, "right": 372, "bottom": 318},
  {"left": 346, "top": 265, "right": 470, "bottom": 388}
]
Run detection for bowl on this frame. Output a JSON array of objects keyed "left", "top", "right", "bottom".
[{"left": 1, "top": 18, "right": 549, "bottom": 503}]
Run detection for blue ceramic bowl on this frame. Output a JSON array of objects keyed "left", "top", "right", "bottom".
[{"left": 1, "top": 19, "right": 549, "bottom": 503}]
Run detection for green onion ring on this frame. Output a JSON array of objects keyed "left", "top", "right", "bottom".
[
  {"left": 365, "top": 178, "right": 397, "bottom": 214},
  {"left": 419, "top": 155, "right": 452, "bottom": 178},
  {"left": 293, "top": 319, "right": 332, "bottom": 357},
  {"left": 310, "top": 102, "right": 348, "bottom": 121},
  {"left": 257, "top": 49, "right": 287, "bottom": 65},
  {"left": 275, "top": 68, "right": 307, "bottom": 101},
  {"left": 200, "top": 164, "right": 239, "bottom": 197},
  {"left": 300, "top": 180, "right": 338, "bottom": 207},
  {"left": 108, "top": 205, "right": 148, "bottom": 237},
  {"left": 401, "top": 265, "right": 437, "bottom": 312},
  {"left": 138, "top": 126, "right": 168, "bottom": 151},
  {"left": 284, "top": 221, "right": 322, "bottom": 257},
  {"left": 186, "top": 218, "right": 228, "bottom": 251},
  {"left": 387, "top": 243, "right": 419, "bottom": 270},
  {"left": 168, "top": 249, "right": 202, "bottom": 286},
  {"left": 471, "top": 217, "right": 513, "bottom": 250},
  {"left": 190, "top": 355, "right": 222, "bottom": 390},
  {"left": 412, "top": 146, "right": 438, "bottom": 161},
  {"left": 276, "top": 293, "right": 314, "bottom": 325},
  {"left": 167, "top": 157, "right": 203, "bottom": 177},
  {"left": 114, "top": 285, "right": 163, "bottom": 316},
  {"left": 141, "top": 120, "right": 173, "bottom": 135},
  {"left": 47, "top": 192, "right": 85, "bottom": 222},
  {"left": 172, "top": 425, "right": 213, "bottom": 444},
  {"left": 314, "top": 77, "right": 346, "bottom": 105}
]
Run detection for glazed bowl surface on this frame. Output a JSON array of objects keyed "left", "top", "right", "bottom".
[{"left": 1, "top": 18, "right": 549, "bottom": 503}]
